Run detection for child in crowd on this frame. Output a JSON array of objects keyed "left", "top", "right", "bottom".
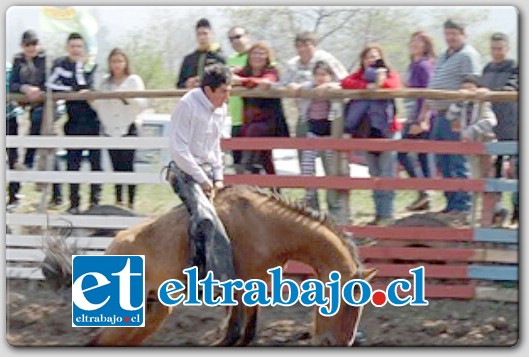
[
  {"left": 299, "top": 61, "right": 343, "bottom": 212},
  {"left": 446, "top": 74, "right": 497, "bottom": 179}
]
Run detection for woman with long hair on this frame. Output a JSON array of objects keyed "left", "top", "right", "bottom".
[
  {"left": 232, "top": 42, "right": 289, "bottom": 174},
  {"left": 398, "top": 31, "right": 436, "bottom": 211},
  {"left": 341, "top": 44, "right": 402, "bottom": 225},
  {"left": 90, "top": 48, "right": 148, "bottom": 209}
]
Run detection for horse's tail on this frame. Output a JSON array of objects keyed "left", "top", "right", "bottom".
[
  {"left": 39, "top": 205, "right": 142, "bottom": 291},
  {"left": 40, "top": 221, "right": 78, "bottom": 291}
]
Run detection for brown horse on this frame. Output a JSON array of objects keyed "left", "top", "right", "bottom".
[{"left": 87, "top": 186, "right": 375, "bottom": 346}]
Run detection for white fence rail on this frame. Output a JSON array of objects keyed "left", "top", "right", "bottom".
[
  {"left": 6, "top": 135, "right": 169, "bottom": 280},
  {"left": 6, "top": 213, "right": 147, "bottom": 280},
  {"left": 7, "top": 171, "right": 166, "bottom": 184},
  {"left": 6, "top": 234, "right": 111, "bottom": 280},
  {"left": 6, "top": 213, "right": 147, "bottom": 228},
  {"left": 6, "top": 136, "right": 169, "bottom": 149}
]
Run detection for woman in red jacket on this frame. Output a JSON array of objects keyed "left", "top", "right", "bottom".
[
  {"left": 341, "top": 45, "right": 401, "bottom": 225},
  {"left": 232, "top": 42, "right": 289, "bottom": 174}
]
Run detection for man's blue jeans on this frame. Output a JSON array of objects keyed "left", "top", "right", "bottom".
[
  {"left": 430, "top": 113, "right": 471, "bottom": 212},
  {"left": 168, "top": 162, "right": 235, "bottom": 282}
]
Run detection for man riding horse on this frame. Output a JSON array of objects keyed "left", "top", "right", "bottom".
[{"left": 167, "top": 63, "right": 235, "bottom": 282}]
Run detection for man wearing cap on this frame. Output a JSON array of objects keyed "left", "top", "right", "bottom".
[
  {"left": 176, "top": 18, "right": 226, "bottom": 89},
  {"left": 417, "top": 19, "right": 482, "bottom": 218},
  {"left": 9, "top": 30, "right": 62, "bottom": 207}
]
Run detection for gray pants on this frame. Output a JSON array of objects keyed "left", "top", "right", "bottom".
[{"left": 167, "top": 162, "right": 235, "bottom": 282}]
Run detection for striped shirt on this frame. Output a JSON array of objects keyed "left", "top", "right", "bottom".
[
  {"left": 427, "top": 44, "right": 482, "bottom": 110},
  {"left": 278, "top": 49, "right": 348, "bottom": 86},
  {"left": 275, "top": 49, "right": 348, "bottom": 113}
]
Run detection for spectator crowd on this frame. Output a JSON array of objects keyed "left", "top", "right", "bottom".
[{"left": 6, "top": 17, "right": 519, "bottom": 227}]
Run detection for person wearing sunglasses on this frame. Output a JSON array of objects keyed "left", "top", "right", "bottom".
[{"left": 226, "top": 26, "right": 251, "bottom": 173}]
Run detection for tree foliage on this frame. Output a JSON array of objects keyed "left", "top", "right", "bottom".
[
  {"left": 117, "top": 8, "right": 205, "bottom": 90},
  {"left": 226, "top": 6, "right": 417, "bottom": 76}
]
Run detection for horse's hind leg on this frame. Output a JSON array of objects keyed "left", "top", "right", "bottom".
[
  {"left": 235, "top": 305, "right": 259, "bottom": 346},
  {"left": 87, "top": 291, "right": 171, "bottom": 346}
]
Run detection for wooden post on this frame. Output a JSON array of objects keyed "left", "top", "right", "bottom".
[
  {"left": 469, "top": 103, "right": 481, "bottom": 228},
  {"left": 37, "top": 55, "right": 56, "bottom": 213},
  {"left": 471, "top": 101, "right": 494, "bottom": 228},
  {"left": 328, "top": 99, "right": 352, "bottom": 225},
  {"left": 478, "top": 153, "right": 497, "bottom": 228}
]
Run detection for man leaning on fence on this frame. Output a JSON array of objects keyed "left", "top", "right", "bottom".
[
  {"left": 9, "top": 30, "right": 62, "bottom": 208},
  {"left": 46, "top": 32, "right": 102, "bottom": 214},
  {"left": 419, "top": 19, "right": 482, "bottom": 219},
  {"left": 278, "top": 31, "right": 348, "bottom": 138},
  {"left": 167, "top": 64, "right": 235, "bottom": 282},
  {"left": 277, "top": 31, "right": 351, "bottom": 225},
  {"left": 481, "top": 32, "right": 519, "bottom": 226}
]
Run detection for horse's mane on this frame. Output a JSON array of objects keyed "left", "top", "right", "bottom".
[{"left": 219, "top": 186, "right": 363, "bottom": 270}]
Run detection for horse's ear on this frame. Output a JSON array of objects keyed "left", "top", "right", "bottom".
[{"left": 361, "top": 268, "right": 377, "bottom": 283}]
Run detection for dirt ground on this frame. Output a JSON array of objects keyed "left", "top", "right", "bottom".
[{"left": 6, "top": 279, "right": 518, "bottom": 347}]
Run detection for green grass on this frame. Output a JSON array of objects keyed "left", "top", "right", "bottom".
[{"left": 12, "top": 180, "right": 517, "bottom": 225}]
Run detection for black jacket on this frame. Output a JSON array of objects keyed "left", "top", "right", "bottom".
[
  {"left": 47, "top": 56, "right": 99, "bottom": 133},
  {"left": 47, "top": 56, "right": 97, "bottom": 109},
  {"left": 176, "top": 45, "right": 226, "bottom": 88},
  {"left": 9, "top": 50, "right": 47, "bottom": 93},
  {"left": 481, "top": 60, "right": 518, "bottom": 141}
]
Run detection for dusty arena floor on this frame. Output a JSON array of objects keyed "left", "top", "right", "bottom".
[{"left": 6, "top": 280, "right": 518, "bottom": 347}]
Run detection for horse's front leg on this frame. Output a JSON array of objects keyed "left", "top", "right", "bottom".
[
  {"left": 211, "top": 291, "right": 244, "bottom": 346},
  {"left": 234, "top": 305, "right": 259, "bottom": 346}
]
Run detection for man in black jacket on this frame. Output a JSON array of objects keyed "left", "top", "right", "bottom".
[
  {"left": 47, "top": 32, "right": 101, "bottom": 214},
  {"left": 176, "top": 18, "right": 226, "bottom": 89},
  {"left": 481, "top": 32, "right": 518, "bottom": 226},
  {"left": 9, "top": 30, "right": 62, "bottom": 207}
]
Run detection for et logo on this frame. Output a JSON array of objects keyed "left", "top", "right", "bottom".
[{"left": 72, "top": 255, "right": 145, "bottom": 327}]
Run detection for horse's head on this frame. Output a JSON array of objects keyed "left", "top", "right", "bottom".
[{"left": 313, "top": 267, "right": 377, "bottom": 346}]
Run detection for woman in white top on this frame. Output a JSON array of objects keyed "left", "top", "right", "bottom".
[{"left": 91, "top": 48, "right": 147, "bottom": 209}]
